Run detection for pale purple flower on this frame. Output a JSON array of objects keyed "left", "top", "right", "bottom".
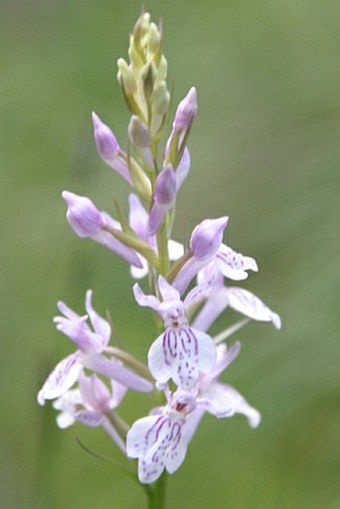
[
  {"left": 92, "top": 112, "right": 132, "bottom": 184},
  {"left": 62, "top": 191, "right": 142, "bottom": 268},
  {"left": 128, "top": 193, "right": 184, "bottom": 279},
  {"left": 126, "top": 391, "right": 197, "bottom": 484},
  {"left": 192, "top": 264, "right": 281, "bottom": 331},
  {"left": 53, "top": 373, "right": 127, "bottom": 452},
  {"left": 133, "top": 276, "right": 216, "bottom": 390},
  {"left": 182, "top": 342, "right": 261, "bottom": 444},
  {"left": 173, "top": 216, "right": 258, "bottom": 294},
  {"left": 37, "top": 290, "right": 153, "bottom": 405}
]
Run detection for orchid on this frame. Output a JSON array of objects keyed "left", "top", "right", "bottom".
[
  {"left": 37, "top": 290, "right": 152, "bottom": 406},
  {"left": 173, "top": 216, "right": 258, "bottom": 294},
  {"left": 133, "top": 276, "right": 216, "bottom": 390},
  {"left": 126, "top": 391, "right": 197, "bottom": 484},
  {"left": 53, "top": 372, "right": 127, "bottom": 452}
]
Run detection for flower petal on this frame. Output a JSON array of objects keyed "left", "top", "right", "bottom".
[
  {"left": 133, "top": 283, "right": 160, "bottom": 312},
  {"left": 158, "top": 275, "right": 181, "bottom": 302},
  {"left": 226, "top": 287, "right": 281, "bottom": 329},
  {"left": 148, "top": 332, "right": 175, "bottom": 385},
  {"left": 149, "top": 326, "right": 216, "bottom": 390},
  {"left": 85, "top": 290, "right": 111, "bottom": 347},
  {"left": 82, "top": 354, "right": 153, "bottom": 393},
  {"left": 215, "top": 244, "right": 258, "bottom": 281},
  {"left": 199, "top": 382, "right": 261, "bottom": 428},
  {"left": 37, "top": 353, "right": 81, "bottom": 404},
  {"left": 76, "top": 410, "right": 104, "bottom": 427}
]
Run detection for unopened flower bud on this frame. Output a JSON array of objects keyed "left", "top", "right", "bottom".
[
  {"left": 117, "top": 58, "right": 138, "bottom": 95},
  {"left": 62, "top": 191, "right": 104, "bottom": 237},
  {"left": 152, "top": 81, "right": 170, "bottom": 115},
  {"left": 128, "top": 116, "right": 150, "bottom": 149},
  {"left": 148, "top": 22, "right": 161, "bottom": 55},
  {"left": 154, "top": 165, "right": 176, "bottom": 205},
  {"left": 190, "top": 216, "right": 229, "bottom": 261},
  {"left": 148, "top": 165, "right": 177, "bottom": 235},
  {"left": 173, "top": 87, "right": 198, "bottom": 133},
  {"left": 92, "top": 112, "right": 119, "bottom": 161}
]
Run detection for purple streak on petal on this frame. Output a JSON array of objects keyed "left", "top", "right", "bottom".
[
  {"left": 37, "top": 353, "right": 81, "bottom": 404},
  {"left": 215, "top": 244, "right": 258, "bottom": 281}
]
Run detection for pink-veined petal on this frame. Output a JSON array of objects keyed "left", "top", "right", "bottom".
[
  {"left": 226, "top": 287, "right": 281, "bottom": 329},
  {"left": 165, "top": 439, "right": 188, "bottom": 474},
  {"left": 37, "top": 353, "right": 81, "bottom": 404},
  {"left": 126, "top": 415, "right": 158, "bottom": 458},
  {"left": 149, "top": 326, "right": 216, "bottom": 390},
  {"left": 215, "top": 244, "right": 258, "bottom": 281},
  {"left": 148, "top": 333, "right": 175, "bottom": 385}
]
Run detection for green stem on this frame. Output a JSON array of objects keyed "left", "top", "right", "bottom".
[{"left": 148, "top": 472, "right": 167, "bottom": 509}]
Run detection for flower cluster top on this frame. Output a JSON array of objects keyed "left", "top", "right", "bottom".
[{"left": 38, "top": 12, "right": 281, "bottom": 486}]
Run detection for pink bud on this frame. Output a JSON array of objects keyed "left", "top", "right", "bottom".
[
  {"left": 62, "top": 191, "right": 104, "bottom": 238},
  {"left": 92, "top": 112, "right": 119, "bottom": 161},
  {"left": 190, "top": 217, "right": 229, "bottom": 261},
  {"left": 173, "top": 87, "right": 198, "bottom": 133},
  {"left": 154, "top": 165, "right": 177, "bottom": 205}
]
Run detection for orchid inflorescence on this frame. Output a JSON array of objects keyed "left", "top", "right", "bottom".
[{"left": 38, "top": 12, "right": 281, "bottom": 487}]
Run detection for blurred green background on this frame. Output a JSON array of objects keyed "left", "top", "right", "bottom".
[{"left": 1, "top": 0, "right": 340, "bottom": 508}]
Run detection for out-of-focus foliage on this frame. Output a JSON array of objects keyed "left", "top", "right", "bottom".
[{"left": 1, "top": 1, "right": 339, "bottom": 508}]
